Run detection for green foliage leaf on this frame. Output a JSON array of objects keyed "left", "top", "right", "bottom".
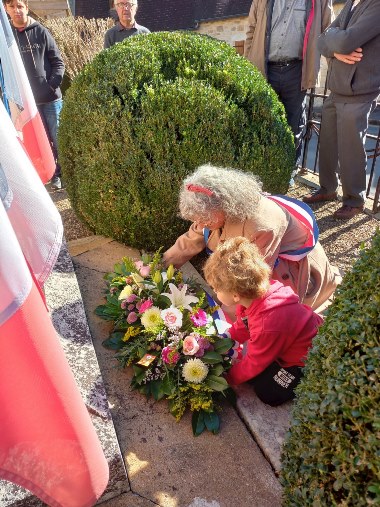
[
  {"left": 213, "top": 337, "right": 234, "bottom": 354},
  {"left": 102, "top": 331, "right": 125, "bottom": 350},
  {"left": 205, "top": 375, "right": 229, "bottom": 391},
  {"left": 201, "top": 351, "right": 224, "bottom": 364},
  {"left": 203, "top": 411, "right": 220, "bottom": 434},
  {"left": 192, "top": 410, "right": 206, "bottom": 436}
]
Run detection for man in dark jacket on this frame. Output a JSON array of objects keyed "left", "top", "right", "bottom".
[
  {"left": 303, "top": 0, "right": 380, "bottom": 219},
  {"left": 4, "top": 0, "right": 65, "bottom": 190}
]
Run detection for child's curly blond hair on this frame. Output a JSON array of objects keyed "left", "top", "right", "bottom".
[{"left": 203, "top": 237, "right": 271, "bottom": 299}]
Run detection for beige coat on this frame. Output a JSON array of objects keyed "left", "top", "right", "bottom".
[
  {"left": 244, "top": 0, "right": 333, "bottom": 90},
  {"left": 164, "top": 195, "right": 338, "bottom": 310}
]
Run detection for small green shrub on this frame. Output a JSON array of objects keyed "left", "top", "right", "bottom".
[
  {"left": 59, "top": 31, "right": 294, "bottom": 250},
  {"left": 281, "top": 230, "right": 380, "bottom": 506}
]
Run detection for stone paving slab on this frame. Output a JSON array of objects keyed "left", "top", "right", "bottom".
[
  {"left": 0, "top": 241, "right": 128, "bottom": 506},
  {"left": 235, "top": 385, "right": 292, "bottom": 474},
  {"left": 72, "top": 240, "right": 283, "bottom": 507}
]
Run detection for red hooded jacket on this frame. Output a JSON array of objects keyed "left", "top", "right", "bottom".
[{"left": 226, "top": 280, "right": 323, "bottom": 385}]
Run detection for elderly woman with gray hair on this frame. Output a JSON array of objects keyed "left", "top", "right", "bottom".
[{"left": 164, "top": 164, "right": 339, "bottom": 310}]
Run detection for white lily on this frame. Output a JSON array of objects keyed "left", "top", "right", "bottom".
[{"left": 161, "top": 283, "right": 199, "bottom": 310}]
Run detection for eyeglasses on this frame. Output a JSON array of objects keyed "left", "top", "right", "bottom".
[{"left": 114, "top": 2, "right": 137, "bottom": 8}]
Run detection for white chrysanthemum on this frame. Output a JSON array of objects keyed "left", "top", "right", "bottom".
[
  {"left": 140, "top": 306, "right": 163, "bottom": 329},
  {"left": 118, "top": 285, "right": 133, "bottom": 300},
  {"left": 182, "top": 358, "right": 209, "bottom": 384},
  {"left": 161, "top": 283, "right": 199, "bottom": 310}
]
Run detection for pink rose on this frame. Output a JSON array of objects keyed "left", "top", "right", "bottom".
[
  {"left": 134, "top": 260, "right": 144, "bottom": 270},
  {"left": 127, "top": 312, "right": 138, "bottom": 324},
  {"left": 162, "top": 346, "right": 180, "bottom": 365},
  {"left": 182, "top": 335, "right": 200, "bottom": 356},
  {"left": 190, "top": 309, "right": 208, "bottom": 327},
  {"left": 128, "top": 304, "right": 135, "bottom": 311},
  {"left": 139, "top": 299, "right": 153, "bottom": 313},
  {"left": 120, "top": 300, "right": 127, "bottom": 309},
  {"left": 139, "top": 265, "right": 151, "bottom": 277},
  {"left": 161, "top": 308, "right": 183, "bottom": 330},
  {"left": 126, "top": 294, "right": 138, "bottom": 303}
]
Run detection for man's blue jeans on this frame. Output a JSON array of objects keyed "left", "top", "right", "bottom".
[{"left": 37, "top": 98, "right": 63, "bottom": 178}]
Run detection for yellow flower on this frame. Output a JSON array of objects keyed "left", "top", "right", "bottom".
[
  {"left": 132, "top": 273, "right": 144, "bottom": 286},
  {"left": 118, "top": 285, "right": 133, "bottom": 300},
  {"left": 141, "top": 307, "right": 163, "bottom": 329},
  {"left": 182, "top": 358, "right": 208, "bottom": 384},
  {"left": 166, "top": 264, "right": 175, "bottom": 280},
  {"left": 123, "top": 326, "right": 142, "bottom": 342},
  {"left": 152, "top": 270, "right": 162, "bottom": 284}
]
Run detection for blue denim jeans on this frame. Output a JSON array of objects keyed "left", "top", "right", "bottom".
[{"left": 37, "top": 99, "right": 63, "bottom": 178}]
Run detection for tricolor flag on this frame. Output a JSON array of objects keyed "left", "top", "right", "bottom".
[
  {"left": 0, "top": 101, "right": 109, "bottom": 505},
  {"left": 267, "top": 194, "right": 319, "bottom": 261},
  {"left": 0, "top": 3, "right": 55, "bottom": 183}
]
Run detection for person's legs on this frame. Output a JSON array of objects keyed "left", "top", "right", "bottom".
[
  {"left": 318, "top": 95, "right": 340, "bottom": 195},
  {"left": 268, "top": 61, "right": 306, "bottom": 166},
  {"left": 37, "top": 99, "right": 63, "bottom": 180},
  {"left": 335, "top": 100, "right": 376, "bottom": 208},
  {"left": 249, "top": 362, "right": 303, "bottom": 406}
]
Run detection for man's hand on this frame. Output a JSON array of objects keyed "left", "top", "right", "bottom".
[{"left": 334, "top": 47, "right": 363, "bottom": 64}]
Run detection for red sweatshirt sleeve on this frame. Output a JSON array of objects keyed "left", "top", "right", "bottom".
[
  {"left": 228, "top": 313, "right": 251, "bottom": 344},
  {"left": 226, "top": 329, "right": 287, "bottom": 385}
]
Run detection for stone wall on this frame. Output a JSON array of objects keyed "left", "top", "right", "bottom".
[{"left": 196, "top": 16, "right": 248, "bottom": 49}]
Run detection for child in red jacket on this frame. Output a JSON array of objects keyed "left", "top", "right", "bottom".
[{"left": 203, "top": 237, "right": 323, "bottom": 406}]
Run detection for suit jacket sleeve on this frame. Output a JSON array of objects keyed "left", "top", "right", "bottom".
[{"left": 318, "top": 2, "right": 380, "bottom": 57}]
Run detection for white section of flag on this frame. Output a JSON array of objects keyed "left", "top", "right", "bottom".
[{"left": 0, "top": 100, "right": 63, "bottom": 296}]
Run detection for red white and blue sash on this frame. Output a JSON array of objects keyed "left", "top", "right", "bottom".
[
  {"left": 203, "top": 194, "right": 319, "bottom": 262},
  {"left": 267, "top": 194, "right": 319, "bottom": 261}
]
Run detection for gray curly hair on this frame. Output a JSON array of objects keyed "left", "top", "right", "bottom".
[{"left": 178, "top": 164, "right": 263, "bottom": 222}]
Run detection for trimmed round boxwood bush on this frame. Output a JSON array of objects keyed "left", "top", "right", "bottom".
[
  {"left": 281, "top": 230, "right": 380, "bottom": 506},
  {"left": 59, "top": 31, "right": 294, "bottom": 250}
]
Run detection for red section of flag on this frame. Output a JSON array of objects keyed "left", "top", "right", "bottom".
[
  {"left": 0, "top": 282, "right": 109, "bottom": 507},
  {"left": 21, "top": 111, "right": 55, "bottom": 183}
]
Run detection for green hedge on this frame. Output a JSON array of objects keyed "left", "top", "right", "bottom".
[
  {"left": 281, "top": 230, "right": 380, "bottom": 506},
  {"left": 59, "top": 31, "right": 294, "bottom": 250}
]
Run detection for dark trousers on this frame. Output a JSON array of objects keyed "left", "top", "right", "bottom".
[
  {"left": 250, "top": 361, "right": 303, "bottom": 406},
  {"left": 318, "top": 95, "right": 376, "bottom": 207},
  {"left": 267, "top": 61, "right": 306, "bottom": 166}
]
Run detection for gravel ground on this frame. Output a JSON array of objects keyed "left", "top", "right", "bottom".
[{"left": 49, "top": 176, "right": 379, "bottom": 276}]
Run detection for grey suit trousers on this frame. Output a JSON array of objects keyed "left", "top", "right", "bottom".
[{"left": 318, "top": 95, "right": 376, "bottom": 207}]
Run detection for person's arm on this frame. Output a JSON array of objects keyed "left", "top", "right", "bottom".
[
  {"left": 104, "top": 31, "right": 112, "bottom": 49},
  {"left": 163, "top": 223, "right": 206, "bottom": 268},
  {"left": 228, "top": 310, "right": 251, "bottom": 344},
  {"left": 244, "top": 0, "right": 258, "bottom": 57},
  {"left": 318, "top": 3, "right": 380, "bottom": 57},
  {"left": 226, "top": 326, "right": 287, "bottom": 386},
  {"left": 45, "top": 30, "right": 64, "bottom": 90}
]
